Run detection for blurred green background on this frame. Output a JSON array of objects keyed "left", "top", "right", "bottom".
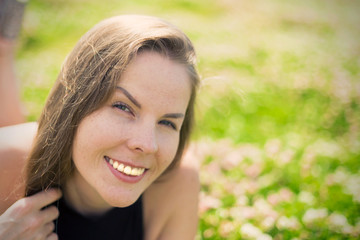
[{"left": 16, "top": 0, "right": 360, "bottom": 239}]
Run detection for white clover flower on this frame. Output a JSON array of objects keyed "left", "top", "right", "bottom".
[
  {"left": 241, "top": 206, "right": 257, "bottom": 220},
  {"left": 276, "top": 216, "right": 289, "bottom": 230},
  {"left": 308, "top": 139, "right": 343, "bottom": 158},
  {"left": 252, "top": 198, "right": 278, "bottom": 219},
  {"left": 258, "top": 172, "right": 278, "bottom": 189},
  {"left": 352, "top": 221, "right": 360, "bottom": 236},
  {"left": 302, "top": 208, "right": 328, "bottom": 225},
  {"left": 341, "top": 225, "right": 354, "bottom": 235},
  {"left": 328, "top": 212, "right": 350, "bottom": 231},
  {"left": 276, "top": 216, "right": 300, "bottom": 230},
  {"left": 229, "top": 206, "right": 256, "bottom": 222},
  {"left": 265, "top": 139, "right": 282, "bottom": 158},
  {"left": 237, "top": 195, "right": 249, "bottom": 206},
  {"left": 332, "top": 167, "right": 349, "bottom": 184},
  {"left": 278, "top": 149, "right": 294, "bottom": 165},
  {"left": 240, "top": 223, "right": 262, "bottom": 239},
  {"left": 261, "top": 216, "right": 276, "bottom": 231},
  {"left": 343, "top": 174, "right": 360, "bottom": 203},
  {"left": 354, "top": 193, "right": 360, "bottom": 203},
  {"left": 253, "top": 198, "right": 272, "bottom": 213},
  {"left": 256, "top": 233, "right": 273, "bottom": 240},
  {"left": 239, "top": 144, "right": 263, "bottom": 163},
  {"left": 198, "top": 192, "right": 221, "bottom": 214},
  {"left": 298, "top": 191, "right": 315, "bottom": 205},
  {"left": 203, "top": 228, "right": 215, "bottom": 238}
]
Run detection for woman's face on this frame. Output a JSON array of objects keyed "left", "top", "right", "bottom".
[{"left": 70, "top": 51, "right": 191, "bottom": 209}]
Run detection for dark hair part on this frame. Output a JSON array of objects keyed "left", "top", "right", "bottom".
[{"left": 25, "top": 15, "right": 199, "bottom": 196}]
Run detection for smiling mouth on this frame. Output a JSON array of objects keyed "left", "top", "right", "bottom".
[{"left": 105, "top": 156, "right": 146, "bottom": 177}]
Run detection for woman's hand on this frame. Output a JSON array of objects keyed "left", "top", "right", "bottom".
[{"left": 0, "top": 189, "right": 62, "bottom": 240}]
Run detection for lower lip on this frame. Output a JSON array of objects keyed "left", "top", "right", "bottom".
[{"left": 105, "top": 158, "right": 146, "bottom": 184}]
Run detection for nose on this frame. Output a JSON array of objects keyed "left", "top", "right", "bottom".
[{"left": 127, "top": 120, "right": 159, "bottom": 154}]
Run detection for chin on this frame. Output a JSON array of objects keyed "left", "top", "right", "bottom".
[{"left": 102, "top": 189, "right": 142, "bottom": 208}]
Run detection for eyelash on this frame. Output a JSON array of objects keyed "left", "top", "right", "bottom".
[
  {"left": 113, "top": 102, "right": 134, "bottom": 116},
  {"left": 159, "top": 120, "right": 177, "bottom": 130},
  {"left": 112, "top": 102, "right": 177, "bottom": 130}
]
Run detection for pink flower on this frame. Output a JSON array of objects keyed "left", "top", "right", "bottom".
[
  {"left": 279, "top": 188, "right": 294, "bottom": 202},
  {"left": 245, "top": 163, "right": 263, "bottom": 178},
  {"left": 198, "top": 192, "right": 222, "bottom": 214},
  {"left": 221, "top": 149, "right": 244, "bottom": 171},
  {"left": 267, "top": 193, "right": 281, "bottom": 206},
  {"left": 265, "top": 139, "right": 282, "bottom": 158},
  {"left": 278, "top": 149, "right": 294, "bottom": 165},
  {"left": 219, "top": 221, "right": 236, "bottom": 238}
]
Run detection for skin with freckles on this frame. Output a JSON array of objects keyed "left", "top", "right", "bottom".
[{"left": 66, "top": 51, "right": 191, "bottom": 214}]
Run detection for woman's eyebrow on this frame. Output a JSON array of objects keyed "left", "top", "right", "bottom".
[
  {"left": 163, "top": 113, "right": 185, "bottom": 119},
  {"left": 116, "top": 86, "right": 141, "bottom": 109},
  {"left": 116, "top": 86, "right": 185, "bottom": 118}
]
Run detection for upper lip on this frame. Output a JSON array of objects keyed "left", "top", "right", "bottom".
[{"left": 105, "top": 156, "right": 148, "bottom": 169}]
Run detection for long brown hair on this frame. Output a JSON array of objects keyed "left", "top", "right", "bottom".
[{"left": 25, "top": 15, "right": 199, "bottom": 196}]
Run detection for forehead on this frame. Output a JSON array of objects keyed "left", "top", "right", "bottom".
[{"left": 117, "top": 51, "right": 191, "bottom": 110}]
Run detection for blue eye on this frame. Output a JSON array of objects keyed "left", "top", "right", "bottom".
[
  {"left": 113, "top": 102, "right": 133, "bottom": 114},
  {"left": 159, "top": 120, "right": 177, "bottom": 130}
]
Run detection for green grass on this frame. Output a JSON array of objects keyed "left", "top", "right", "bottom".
[{"left": 17, "top": 0, "right": 360, "bottom": 239}]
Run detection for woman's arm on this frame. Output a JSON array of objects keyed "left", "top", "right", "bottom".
[
  {"left": 0, "top": 122, "right": 37, "bottom": 213},
  {"left": 0, "top": 122, "right": 62, "bottom": 240},
  {"left": 0, "top": 37, "right": 25, "bottom": 127},
  {"left": 0, "top": 0, "right": 27, "bottom": 127}
]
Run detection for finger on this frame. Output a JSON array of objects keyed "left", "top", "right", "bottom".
[
  {"left": 46, "top": 233, "right": 58, "bottom": 240},
  {"left": 27, "top": 189, "right": 62, "bottom": 210},
  {"left": 39, "top": 205, "right": 60, "bottom": 223},
  {"left": 32, "top": 222, "right": 55, "bottom": 240},
  {"left": 43, "top": 222, "right": 55, "bottom": 236}
]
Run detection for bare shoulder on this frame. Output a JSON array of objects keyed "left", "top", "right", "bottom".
[
  {"left": 0, "top": 122, "right": 37, "bottom": 149},
  {"left": 143, "top": 148, "right": 200, "bottom": 240},
  {"left": 0, "top": 122, "right": 38, "bottom": 214}
]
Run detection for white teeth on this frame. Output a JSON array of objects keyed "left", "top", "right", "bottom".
[
  {"left": 108, "top": 158, "right": 145, "bottom": 176},
  {"left": 131, "top": 168, "right": 138, "bottom": 176},
  {"left": 113, "top": 161, "right": 119, "bottom": 169},
  {"left": 117, "top": 163, "right": 124, "bottom": 172},
  {"left": 124, "top": 166, "right": 131, "bottom": 175}
]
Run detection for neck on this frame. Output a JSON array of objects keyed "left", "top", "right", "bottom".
[{"left": 64, "top": 171, "right": 112, "bottom": 215}]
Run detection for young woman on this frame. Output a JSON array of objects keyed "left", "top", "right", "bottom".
[{"left": 0, "top": 15, "right": 200, "bottom": 239}]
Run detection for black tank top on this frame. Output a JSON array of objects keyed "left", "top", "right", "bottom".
[{"left": 54, "top": 196, "right": 144, "bottom": 240}]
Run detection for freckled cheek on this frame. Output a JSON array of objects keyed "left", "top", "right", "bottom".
[
  {"left": 158, "top": 135, "right": 180, "bottom": 167},
  {"left": 87, "top": 112, "right": 124, "bottom": 142},
  {"left": 72, "top": 117, "right": 116, "bottom": 166},
  {"left": 72, "top": 131, "right": 97, "bottom": 168}
]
